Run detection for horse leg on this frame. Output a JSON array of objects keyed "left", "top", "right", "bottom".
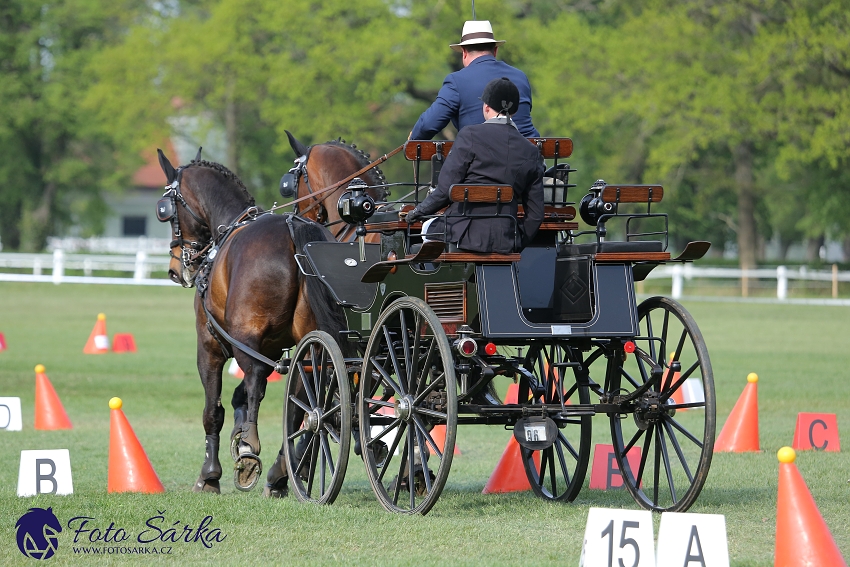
[
  {"left": 231, "top": 352, "right": 269, "bottom": 491},
  {"left": 193, "top": 340, "right": 226, "bottom": 493},
  {"left": 229, "top": 381, "right": 248, "bottom": 460}
]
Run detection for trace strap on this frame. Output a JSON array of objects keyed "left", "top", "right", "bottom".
[
  {"left": 272, "top": 144, "right": 404, "bottom": 215},
  {"left": 202, "top": 302, "right": 281, "bottom": 371}
]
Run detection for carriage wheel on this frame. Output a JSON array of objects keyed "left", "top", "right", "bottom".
[
  {"left": 283, "top": 330, "right": 351, "bottom": 504},
  {"left": 359, "top": 297, "right": 457, "bottom": 515},
  {"left": 609, "top": 296, "right": 715, "bottom": 512},
  {"left": 519, "top": 342, "right": 592, "bottom": 502}
]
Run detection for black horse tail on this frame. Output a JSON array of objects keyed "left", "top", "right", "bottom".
[{"left": 290, "top": 218, "right": 354, "bottom": 357}]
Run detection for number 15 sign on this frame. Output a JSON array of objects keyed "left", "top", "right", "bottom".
[{"left": 580, "top": 508, "right": 655, "bottom": 567}]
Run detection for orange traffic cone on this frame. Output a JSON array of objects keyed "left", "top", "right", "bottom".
[
  {"left": 714, "top": 372, "right": 759, "bottom": 452},
  {"left": 482, "top": 383, "right": 536, "bottom": 494},
  {"left": 34, "top": 364, "right": 72, "bottom": 430},
  {"left": 428, "top": 424, "right": 461, "bottom": 456},
  {"left": 775, "top": 447, "right": 847, "bottom": 566},
  {"left": 107, "top": 397, "right": 165, "bottom": 493},
  {"left": 83, "top": 313, "right": 109, "bottom": 354},
  {"left": 112, "top": 333, "right": 137, "bottom": 353}
]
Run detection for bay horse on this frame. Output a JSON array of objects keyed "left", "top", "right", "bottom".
[
  {"left": 283, "top": 131, "right": 389, "bottom": 242},
  {"left": 156, "top": 149, "right": 348, "bottom": 495}
]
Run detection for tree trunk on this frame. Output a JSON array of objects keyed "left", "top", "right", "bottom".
[
  {"left": 19, "top": 182, "right": 56, "bottom": 252},
  {"left": 806, "top": 235, "right": 824, "bottom": 263},
  {"left": 225, "top": 78, "right": 239, "bottom": 174},
  {"left": 733, "top": 143, "right": 758, "bottom": 270}
]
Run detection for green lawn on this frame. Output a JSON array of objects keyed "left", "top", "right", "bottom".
[{"left": 0, "top": 282, "right": 848, "bottom": 565}]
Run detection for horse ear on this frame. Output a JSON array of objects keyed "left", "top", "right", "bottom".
[
  {"left": 157, "top": 149, "right": 177, "bottom": 185},
  {"left": 285, "top": 130, "right": 309, "bottom": 157},
  {"left": 194, "top": 147, "right": 202, "bottom": 162}
]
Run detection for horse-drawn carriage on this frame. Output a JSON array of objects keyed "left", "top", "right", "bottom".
[{"left": 156, "top": 134, "right": 714, "bottom": 516}]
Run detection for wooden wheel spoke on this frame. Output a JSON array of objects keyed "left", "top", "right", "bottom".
[
  {"left": 289, "top": 394, "right": 312, "bottom": 414},
  {"left": 382, "top": 325, "right": 407, "bottom": 396},
  {"left": 652, "top": 426, "right": 661, "bottom": 506},
  {"left": 319, "top": 431, "right": 336, "bottom": 478},
  {"left": 666, "top": 415, "right": 704, "bottom": 448},
  {"left": 633, "top": 424, "right": 653, "bottom": 490},
  {"left": 297, "top": 362, "right": 318, "bottom": 409},
  {"left": 413, "top": 371, "right": 446, "bottom": 406},
  {"left": 412, "top": 415, "right": 442, "bottom": 458},
  {"left": 558, "top": 429, "right": 580, "bottom": 461},
  {"left": 554, "top": 440, "right": 572, "bottom": 487},
  {"left": 322, "top": 421, "right": 342, "bottom": 445},
  {"left": 369, "top": 355, "right": 404, "bottom": 397},
  {"left": 413, "top": 424, "right": 434, "bottom": 495},
  {"left": 376, "top": 421, "right": 406, "bottom": 483},
  {"left": 305, "top": 433, "right": 320, "bottom": 496}
]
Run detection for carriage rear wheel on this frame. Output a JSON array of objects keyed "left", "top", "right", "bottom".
[
  {"left": 283, "top": 330, "right": 351, "bottom": 504},
  {"left": 359, "top": 297, "right": 457, "bottom": 515},
  {"left": 519, "top": 342, "right": 592, "bottom": 502},
  {"left": 609, "top": 296, "right": 715, "bottom": 512}
]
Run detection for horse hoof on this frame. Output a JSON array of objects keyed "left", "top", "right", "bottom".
[
  {"left": 193, "top": 478, "right": 221, "bottom": 494},
  {"left": 262, "top": 482, "right": 288, "bottom": 498},
  {"left": 234, "top": 454, "right": 262, "bottom": 492}
]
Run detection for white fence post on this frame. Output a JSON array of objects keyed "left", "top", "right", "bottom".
[
  {"left": 671, "top": 264, "right": 683, "bottom": 299},
  {"left": 134, "top": 251, "right": 147, "bottom": 282},
  {"left": 52, "top": 250, "right": 64, "bottom": 285},
  {"left": 776, "top": 265, "right": 787, "bottom": 300}
]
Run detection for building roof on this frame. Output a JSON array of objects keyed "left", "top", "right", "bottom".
[{"left": 132, "top": 140, "right": 178, "bottom": 188}]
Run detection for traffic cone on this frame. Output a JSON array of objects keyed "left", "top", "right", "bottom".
[
  {"left": 34, "top": 364, "right": 72, "bottom": 430},
  {"left": 112, "top": 333, "right": 137, "bottom": 353},
  {"left": 107, "top": 397, "right": 165, "bottom": 493},
  {"left": 482, "top": 383, "right": 536, "bottom": 494},
  {"left": 714, "top": 372, "right": 759, "bottom": 452},
  {"left": 428, "top": 424, "right": 461, "bottom": 456},
  {"left": 774, "top": 447, "right": 846, "bottom": 566},
  {"left": 83, "top": 313, "right": 109, "bottom": 354},
  {"left": 0, "top": 332, "right": 6, "bottom": 351}
]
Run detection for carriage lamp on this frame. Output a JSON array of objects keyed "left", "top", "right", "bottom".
[
  {"left": 484, "top": 342, "right": 498, "bottom": 356},
  {"left": 579, "top": 179, "right": 614, "bottom": 226},
  {"left": 337, "top": 178, "right": 375, "bottom": 224},
  {"left": 623, "top": 341, "right": 636, "bottom": 354},
  {"left": 457, "top": 337, "right": 478, "bottom": 357}
]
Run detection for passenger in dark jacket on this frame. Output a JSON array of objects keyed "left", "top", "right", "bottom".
[
  {"left": 409, "top": 20, "right": 539, "bottom": 140},
  {"left": 407, "top": 78, "right": 544, "bottom": 254}
]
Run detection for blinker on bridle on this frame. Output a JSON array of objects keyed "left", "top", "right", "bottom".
[{"left": 156, "top": 172, "right": 211, "bottom": 269}]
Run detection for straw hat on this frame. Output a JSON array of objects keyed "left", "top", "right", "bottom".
[{"left": 449, "top": 20, "right": 505, "bottom": 52}]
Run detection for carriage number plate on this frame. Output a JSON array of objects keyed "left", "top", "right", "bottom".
[{"left": 524, "top": 424, "right": 548, "bottom": 442}]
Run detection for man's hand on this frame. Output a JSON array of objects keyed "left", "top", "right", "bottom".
[{"left": 406, "top": 208, "right": 424, "bottom": 224}]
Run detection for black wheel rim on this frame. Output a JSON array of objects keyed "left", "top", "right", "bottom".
[
  {"left": 519, "top": 342, "right": 592, "bottom": 502},
  {"left": 283, "top": 331, "right": 351, "bottom": 504},
  {"left": 359, "top": 297, "right": 457, "bottom": 515},
  {"left": 609, "top": 297, "right": 715, "bottom": 512}
]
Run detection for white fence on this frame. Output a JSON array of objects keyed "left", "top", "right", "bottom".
[
  {"left": 0, "top": 252, "right": 848, "bottom": 301},
  {"left": 0, "top": 251, "right": 172, "bottom": 286}
]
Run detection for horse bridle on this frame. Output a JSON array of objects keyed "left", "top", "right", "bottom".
[{"left": 156, "top": 170, "right": 213, "bottom": 270}]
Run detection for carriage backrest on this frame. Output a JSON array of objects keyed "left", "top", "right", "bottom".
[
  {"left": 449, "top": 185, "right": 513, "bottom": 204},
  {"left": 601, "top": 185, "right": 664, "bottom": 204}
]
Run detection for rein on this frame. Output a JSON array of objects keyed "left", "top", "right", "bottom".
[{"left": 271, "top": 143, "right": 404, "bottom": 216}]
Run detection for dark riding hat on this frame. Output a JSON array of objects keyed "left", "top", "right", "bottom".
[
  {"left": 480, "top": 77, "right": 520, "bottom": 116},
  {"left": 450, "top": 20, "right": 505, "bottom": 52}
]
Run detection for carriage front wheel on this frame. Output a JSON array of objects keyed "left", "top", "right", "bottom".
[
  {"left": 359, "top": 297, "right": 457, "bottom": 515},
  {"left": 609, "top": 296, "right": 715, "bottom": 512},
  {"left": 283, "top": 330, "right": 351, "bottom": 504}
]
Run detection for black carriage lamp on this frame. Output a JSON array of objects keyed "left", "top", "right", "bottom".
[
  {"left": 337, "top": 177, "right": 375, "bottom": 261},
  {"left": 579, "top": 179, "right": 615, "bottom": 231}
]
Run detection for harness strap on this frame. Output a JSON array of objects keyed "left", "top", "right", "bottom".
[{"left": 202, "top": 302, "right": 279, "bottom": 370}]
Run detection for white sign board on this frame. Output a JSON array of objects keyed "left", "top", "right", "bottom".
[
  {"left": 656, "top": 512, "right": 729, "bottom": 567},
  {"left": 580, "top": 507, "right": 655, "bottom": 567},
  {"left": 0, "top": 397, "right": 23, "bottom": 431},
  {"left": 17, "top": 450, "right": 74, "bottom": 497}
]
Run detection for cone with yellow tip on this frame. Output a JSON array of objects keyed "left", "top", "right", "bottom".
[
  {"left": 83, "top": 313, "right": 109, "bottom": 354},
  {"left": 107, "top": 397, "right": 165, "bottom": 493},
  {"left": 34, "top": 364, "right": 73, "bottom": 430},
  {"left": 774, "top": 447, "right": 847, "bottom": 566},
  {"left": 714, "top": 372, "right": 759, "bottom": 452}
]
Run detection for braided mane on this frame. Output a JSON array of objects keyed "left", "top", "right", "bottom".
[
  {"left": 189, "top": 159, "right": 256, "bottom": 206},
  {"left": 321, "top": 139, "right": 388, "bottom": 199}
]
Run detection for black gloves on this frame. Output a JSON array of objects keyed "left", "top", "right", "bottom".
[{"left": 406, "top": 208, "right": 424, "bottom": 224}]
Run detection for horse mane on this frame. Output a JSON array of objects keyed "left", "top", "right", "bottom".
[
  {"left": 318, "top": 139, "right": 388, "bottom": 199},
  {"left": 188, "top": 159, "right": 256, "bottom": 206}
]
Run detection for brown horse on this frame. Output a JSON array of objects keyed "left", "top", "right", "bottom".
[
  {"left": 284, "top": 131, "right": 389, "bottom": 241},
  {"left": 156, "top": 150, "right": 348, "bottom": 495}
]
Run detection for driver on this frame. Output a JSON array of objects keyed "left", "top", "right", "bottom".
[{"left": 406, "top": 78, "right": 544, "bottom": 254}]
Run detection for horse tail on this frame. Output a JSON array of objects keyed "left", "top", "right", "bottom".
[{"left": 289, "top": 217, "right": 354, "bottom": 357}]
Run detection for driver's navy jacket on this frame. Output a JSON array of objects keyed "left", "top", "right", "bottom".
[
  {"left": 413, "top": 118, "right": 544, "bottom": 254},
  {"left": 410, "top": 55, "right": 539, "bottom": 140}
]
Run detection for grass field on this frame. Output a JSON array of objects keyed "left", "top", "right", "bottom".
[{"left": 0, "top": 281, "right": 848, "bottom": 566}]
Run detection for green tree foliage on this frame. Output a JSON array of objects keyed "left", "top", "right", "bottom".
[{"left": 0, "top": 0, "right": 147, "bottom": 251}]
